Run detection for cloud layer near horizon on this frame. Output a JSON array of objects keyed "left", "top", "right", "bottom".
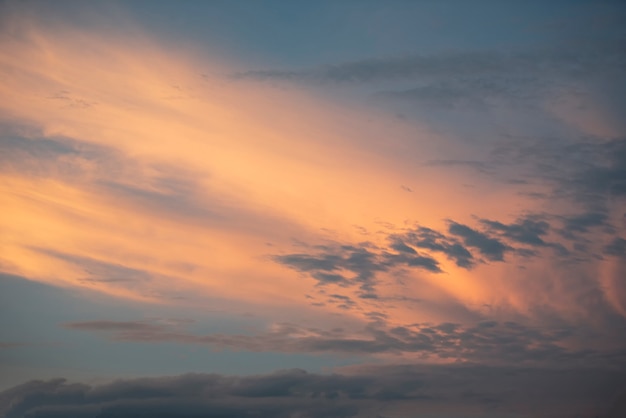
[{"left": 2, "top": 367, "right": 626, "bottom": 418}]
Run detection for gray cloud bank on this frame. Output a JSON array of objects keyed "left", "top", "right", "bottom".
[{"left": 1, "top": 365, "right": 625, "bottom": 418}]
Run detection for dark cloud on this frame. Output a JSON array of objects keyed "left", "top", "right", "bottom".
[
  {"left": 492, "top": 137, "right": 626, "bottom": 207},
  {"left": 482, "top": 136, "right": 626, "bottom": 258},
  {"left": 274, "top": 221, "right": 525, "bottom": 302},
  {"left": 393, "top": 227, "right": 475, "bottom": 268},
  {"left": 274, "top": 210, "right": 623, "bottom": 331},
  {"left": 276, "top": 253, "right": 344, "bottom": 273},
  {"left": 310, "top": 271, "right": 349, "bottom": 285},
  {"left": 0, "top": 373, "right": 359, "bottom": 418},
  {"left": 479, "top": 215, "right": 574, "bottom": 257},
  {"left": 328, "top": 294, "right": 356, "bottom": 310},
  {"left": 274, "top": 241, "right": 441, "bottom": 300},
  {"left": 447, "top": 221, "right": 509, "bottom": 262},
  {"left": 572, "top": 139, "right": 626, "bottom": 200},
  {"left": 275, "top": 212, "right": 613, "bottom": 308},
  {"left": 420, "top": 137, "right": 626, "bottom": 262},
  {"left": 480, "top": 216, "right": 550, "bottom": 247},
  {"left": 2, "top": 365, "right": 625, "bottom": 418},
  {"left": 561, "top": 211, "right": 610, "bottom": 235},
  {"left": 605, "top": 237, "right": 626, "bottom": 257}
]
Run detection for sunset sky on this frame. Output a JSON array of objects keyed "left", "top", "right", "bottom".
[{"left": 1, "top": 1, "right": 626, "bottom": 417}]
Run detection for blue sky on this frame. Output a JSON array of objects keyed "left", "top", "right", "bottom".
[{"left": 1, "top": 1, "right": 625, "bottom": 417}]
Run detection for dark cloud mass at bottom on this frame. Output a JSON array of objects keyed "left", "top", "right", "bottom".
[{"left": 1, "top": 366, "right": 625, "bottom": 418}]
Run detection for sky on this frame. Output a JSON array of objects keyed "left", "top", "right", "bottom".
[{"left": 0, "top": 0, "right": 625, "bottom": 417}]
